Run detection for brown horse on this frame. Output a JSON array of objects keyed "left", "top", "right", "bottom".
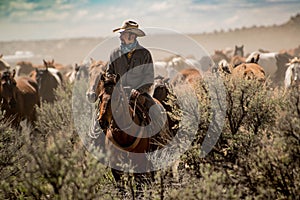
[
  {"left": 15, "top": 61, "right": 35, "bottom": 76},
  {"left": 232, "top": 63, "right": 266, "bottom": 82},
  {"left": 211, "top": 49, "right": 231, "bottom": 64},
  {"left": 96, "top": 73, "right": 170, "bottom": 195},
  {"left": 0, "top": 70, "right": 40, "bottom": 129},
  {"left": 30, "top": 61, "right": 63, "bottom": 103},
  {"left": 171, "top": 68, "right": 202, "bottom": 86},
  {"left": 230, "top": 55, "right": 246, "bottom": 67},
  {"left": 86, "top": 58, "right": 107, "bottom": 103}
]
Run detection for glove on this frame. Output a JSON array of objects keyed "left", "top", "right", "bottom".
[{"left": 130, "top": 89, "right": 140, "bottom": 99}]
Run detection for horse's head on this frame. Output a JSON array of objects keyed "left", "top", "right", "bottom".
[
  {"left": 74, "top": 63, "right": 89, "bottom": 81},
  {"left": 35, "top": 68, "right": 49, "bottom": 91},
  {"left": 0, "top": 70, "right": 17, "bottom": 107},
  {"left": 43, "top": 59, "right": 55, "bottom": 68},
  {"left": 97, "top": 73, "right": 120, "bottom": 130},
  {"left": 86, "top": 59, "right": 107, "bottom": 103},
  {"left": 234, "top": 45, "right": 244, "bottom": 57}
]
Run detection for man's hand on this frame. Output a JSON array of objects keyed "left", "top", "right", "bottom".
[{"left": 130, "top": 89, "right": 140, "bottom": 99}]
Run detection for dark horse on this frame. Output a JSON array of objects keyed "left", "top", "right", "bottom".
[{"left": 94, "top": 73, "right": 171, "bottom": 197}]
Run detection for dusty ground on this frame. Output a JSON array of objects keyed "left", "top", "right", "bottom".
[{"left": 1, "top": 15, "right": 300, "bottom": 66}]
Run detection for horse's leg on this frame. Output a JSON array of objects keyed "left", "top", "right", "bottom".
[
  {"left": 111, "top": 169, "right": 127, "bottom": 197},
  {"left": 12, "top": 117, "right": 22, "bottom": 132},
  {"left": 27, "top": 109, "right": 37, "bottom": 129},
  {"left": 133, "top": 172, "right": 154, "bottom": 198}
]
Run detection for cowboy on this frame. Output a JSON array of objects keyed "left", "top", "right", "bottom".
[{"left": 106, "top": 20, "right": 156, "bottom": 120}]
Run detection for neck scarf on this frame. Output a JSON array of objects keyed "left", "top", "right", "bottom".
[{"left": 121, "top": 40, "right": 138, "bottom": 54}]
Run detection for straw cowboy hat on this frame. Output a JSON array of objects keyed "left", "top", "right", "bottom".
[{"left": 113, "top": 20, "right": 146, "bottom": 37}]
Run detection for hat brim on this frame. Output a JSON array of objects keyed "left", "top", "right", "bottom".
[{"left": 113, "top": 28, "right": 146, "bottom": 37}]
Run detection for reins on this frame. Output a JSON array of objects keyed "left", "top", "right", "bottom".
[{"left": 132, "top": 92, "right": 140, "bottom": 119}]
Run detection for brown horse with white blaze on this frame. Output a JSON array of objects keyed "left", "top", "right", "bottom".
[
  {"left": 86, "top": 58, "right": 107, "bottom": 103},
  {"left": 30, "top": 60, "right": 63, "bottom": 103}
]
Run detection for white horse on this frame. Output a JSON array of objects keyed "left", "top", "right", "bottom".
[
  {"left": 246, "top": 51, "right": 291, "bottom": 85},
  {"left": 284, "top": 57, "right": 300, "bottom": 89}
]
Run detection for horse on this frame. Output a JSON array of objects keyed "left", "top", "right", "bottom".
[
  {"left": 199, "top": 55, "right": 214, "bottom": 72},
  {"left": 232, "top": 62, "right": 266, "bottom": 82},
  {"left": 152, "top": 75, "right": 179, "bottom": 137},
  {"left": 65, "top": 62, "right": 89, "bottom": 83},
  {"left": 86, "top": 58, "right": 107, "bottom": 103},
  {"left": 230, "top": 55, "right": 247, "bottom": 67},
  {"left": 213, "top": 58, "right": 266, "bottom": 83},
  {"left": 216, "top": 59, "right": 233, "bottom": 75},
  {"left": 95, "top": 73, "right": 171, "bottom": 196},
  {"left": 40, "top": 59, "right": 73, "bottom": 80},
  {"left": 211, "top": 49, "right": 231, "bottom": 64},
  {"left": 233, "top": 45, "right": 244, "bottom": 57},
  {"left": 171, "top": 68, "right": 202, "bottom": 86},
  {"left": 246, "top": 51, "right": 292, "bottom": 86},
  {"left": 15, "top": 61, "right": 35, "bottom": 76},
  {"left": 30, "top": 61, "right": 63, "bottom": 103},
  {"left": 0, "top": 54, "right": 10, "bottom": 71},
  {"left": 0, "top": 70, "right": 40, "bottom": 129},
  {"left": 166, "top": 56, "right": 200, "bottom": 72},
  {"left": 153, "top": 61, "right": 177, "bottom": 79},
  {"left": 284, "top": 57, "right": 300, "bottom": 89}
]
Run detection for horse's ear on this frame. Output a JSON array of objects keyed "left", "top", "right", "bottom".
[
  {"left": 75, "top": 63, "right": 80, "bottom": 71},
  {"left": 43, "top": 59, "right": 47, "bottom": 66},
  {"left": 12, "top": 69, "right": 16, "bottom": 78},
  {"left": 90, "top": 57, "right": 95, "bottom": 63},
  {"left": 253, "top": 54, "right": 260, "bottom": 64},
  {"left": 51, "top": 59, "right": 54, "bottom": 65}
]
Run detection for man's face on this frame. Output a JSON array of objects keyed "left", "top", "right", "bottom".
[{"left": 119, "top": 32, "right": 135, "bottom": 45}]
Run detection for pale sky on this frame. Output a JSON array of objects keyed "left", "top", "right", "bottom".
[{"left": 0, "top": 0, "right": 300, "bottom": 41}]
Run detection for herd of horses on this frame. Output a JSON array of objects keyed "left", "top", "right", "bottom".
[
  {"left": 0, "top": 56, "right": 84, "bottom": 130},
  {"left": 1, "top": 44, "right": 300, "bottom": 195}
]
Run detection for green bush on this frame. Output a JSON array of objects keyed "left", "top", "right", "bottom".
[{"left": 0, "top": 76, "right": 299, "bottom": 199}]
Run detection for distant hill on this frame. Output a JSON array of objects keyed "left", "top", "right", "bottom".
[
  {"left": 1, "top": 14, "right": 299, "bottom": 65},
  {"left": 189, "top": 13, "right": 300, "bottom": 55}
]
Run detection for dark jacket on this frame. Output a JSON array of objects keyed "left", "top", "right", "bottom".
[{"left": 106, "top": 43, "right": 154, "bottom": 94}]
